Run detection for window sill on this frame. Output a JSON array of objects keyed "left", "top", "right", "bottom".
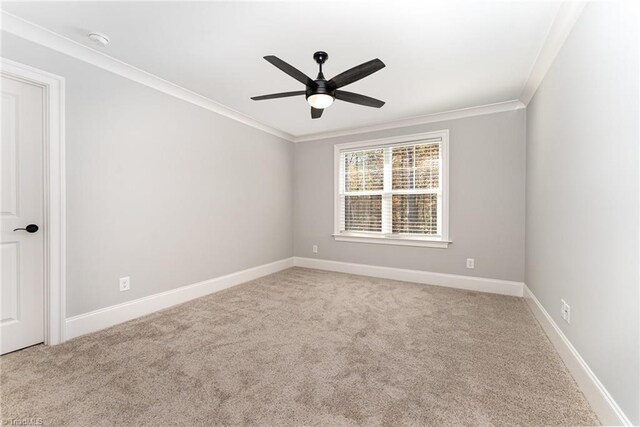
[{"left": 332, "top": 233, "right": 451, "bottom": 248}]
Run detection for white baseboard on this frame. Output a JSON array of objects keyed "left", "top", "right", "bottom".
[
  {"left": 293, "top": 257, "right": 523, "bottom": 297},
  {"left": 65, "top": 257, "right": 294, "bottom": 340},
  {"left": 523, "top": 285, "right": 631, "bottom": 426},
  {"left": 62, "top": 257, "right": 629, "bottom": 425}
]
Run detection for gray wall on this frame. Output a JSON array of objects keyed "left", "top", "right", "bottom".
[
  {"left": 1, "top": 33, "right": 294, "bottom": 317},
  {"left": 5, "top": 7, "right": 637, "bottom": 420},
  {"left": 294, "top": 110, "right": 526, "bottom": 282},
  {"left": 525, "top": 3, "right": 639, "bottom": 424}
]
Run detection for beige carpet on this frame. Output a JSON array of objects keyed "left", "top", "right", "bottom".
[{"left": 1, "top": 267, "right": 598, "bottom": 426}]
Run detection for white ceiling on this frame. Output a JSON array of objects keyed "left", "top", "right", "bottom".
[{"left": 3, "top": 1, "right": 562, "bottom": 138}]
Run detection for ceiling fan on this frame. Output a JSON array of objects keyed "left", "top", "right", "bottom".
[{"left": 251, "top": 51, "right": 386, "bottom": 119}]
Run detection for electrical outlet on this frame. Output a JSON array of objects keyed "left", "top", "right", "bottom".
[
  {"left": 466, "top": 258, "right": 475, "bottom": 269},
  {"left": 312, "top": 245, "right": 318, "bottom": 254},
  {"left": 561, "top": 299, "right": 570, "bottom": 323},
  {"left": 119, "top": 276, "right": 130, "bottom": 292}
]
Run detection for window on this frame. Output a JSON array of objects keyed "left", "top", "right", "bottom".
[{"left": 334, "top": 130, "right": 450, "bottom": 248}]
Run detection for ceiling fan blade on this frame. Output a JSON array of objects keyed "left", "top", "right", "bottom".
[
  {"left": 264, "top": 56, "right": 317, "bottom": 88},
  {"left": 311, "top": 107, "right": 323, "bottom": 119},
  {"left": 335, "top": 90, "right": 385, "bottom": 108},
  {"left": 251, "top": 91, "right": 306, "bottom": 101},
  {"left": 328, "top": 58, "right": 385, "bottom": 89}
]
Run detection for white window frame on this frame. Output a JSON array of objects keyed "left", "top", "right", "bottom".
[{"left": 333, "top": 130, "right": 450, "bottom": 249}]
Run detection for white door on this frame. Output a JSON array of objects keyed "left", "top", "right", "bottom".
[{"left": 1, "top": 74, "right": 45, "bottom": 354}]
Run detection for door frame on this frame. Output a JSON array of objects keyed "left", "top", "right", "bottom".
[{"left": 1, "top": 58, "right": 66, "bottom": 345}]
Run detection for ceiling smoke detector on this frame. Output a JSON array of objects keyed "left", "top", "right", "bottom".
[{"left": 88, "top": 32, "right": 110, "bottom": 47}]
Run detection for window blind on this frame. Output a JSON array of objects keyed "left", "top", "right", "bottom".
[{"left": 338, "top": 138, "right": 443, "bottom": 237}]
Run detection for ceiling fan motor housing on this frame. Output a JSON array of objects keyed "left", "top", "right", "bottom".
[{"left": 306, "top": 79, "right": 335, "bottom": 100}]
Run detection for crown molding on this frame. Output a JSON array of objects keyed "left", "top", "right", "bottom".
[
  {"left": 519, "top": 1, "right": 586, "bottom": 105},
  {"left": 292, "top": 100, "right": 525, "bottom": 143},
  {"left": 0, "top": 11, "right": 296, "bottom": 142},
  {"left": 2, "top": 11, "right": 531, "bottom": 145}
]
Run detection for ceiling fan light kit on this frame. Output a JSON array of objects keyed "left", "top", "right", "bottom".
[
  {"left": 307, "top": 94, "right": 334, "bottom": 109},
  {"left": 251, "top": 51, "right": 385, "bottom": 119}
]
